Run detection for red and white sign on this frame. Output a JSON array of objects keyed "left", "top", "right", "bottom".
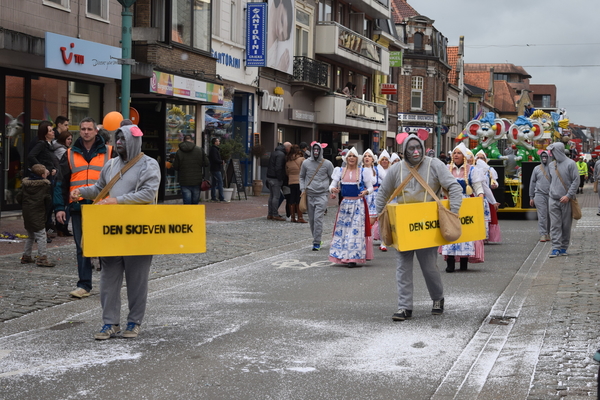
[{"left": 381, "top": 83, "right": 397, "bottom": 95}]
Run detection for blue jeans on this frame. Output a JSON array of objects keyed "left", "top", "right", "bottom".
[
  {"left": 181, "top": 185, "right": 201, "bottom": 204},
  {"left": 71, "top": 212, "right": 93, "bottom": 291},
  {"left": 267, "top": 178, "right": 283, "bottom": 217},
  {"left": 211, "top": 170, "right": 224, "bottom": 201}
]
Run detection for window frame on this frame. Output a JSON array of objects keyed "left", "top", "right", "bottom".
[
  {"left": 43, "top": 0, "right": 70, "bottom": 11},
  {"left": 170, "top": 0, "right": 212, "bottom": 53},
  {"left": 294, "top": 5, "right": 313, "bottom": 58},
  {"left": 411, "top": 76, "right": 423, "bottom": 110},
  {"left": 86, "top": 0, "right": 109, "bottom": 22}
]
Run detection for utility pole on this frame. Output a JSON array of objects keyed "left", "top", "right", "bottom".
[
  {"left": 434, "top": 100, "right": 446, "bottom": 157},
  {"left": 117, "top": 0, "right": 138, "bottom": 119}
]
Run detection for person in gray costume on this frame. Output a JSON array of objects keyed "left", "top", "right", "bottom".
[
  {"left": 299, "top": 142, "right": 334, "bottom": 251},
  {"left": 546, "top": 142, "right": 579, "bottom": 258},
  {"left": 376, "top": 133, "right": 462, "bottom": 321},
  {"left": 529, "top": 150, "right": 551, "bottom": 242},
  {"left": 73, "top": 124, "right": 161, "bottom": 339}
]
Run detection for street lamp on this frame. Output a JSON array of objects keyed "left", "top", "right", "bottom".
[
  {"left": 433, "top": 100, "right": 446, "bottom": 158},
  {"left": 117, "top": 0, "right": 138, "bottom": 119}
]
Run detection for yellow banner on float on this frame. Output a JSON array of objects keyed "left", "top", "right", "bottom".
[
  {"left": 387, "top": 197, "right": 486, "bottom": 252},
  {"left": 82, "top": 205, "right": 206, "bottom": 257}
]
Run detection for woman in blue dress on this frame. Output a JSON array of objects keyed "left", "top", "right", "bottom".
[
  {"left": 441, "top": 143, "right": 485, "bottom": 272},
  {"left": 329, "top": 147, "right": 374, "bottom": 267}
]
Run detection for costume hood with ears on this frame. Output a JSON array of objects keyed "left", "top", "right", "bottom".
[
  {"left": 547, "top": 142, "right": 568, "bottom": 163},
  {"left": 362, "top": 148, "right": 377, "bottom": 164},
  {"left": 115, "top": 124, "right": 144, "bottom": 162},
  {"left": 342, "top": 147, "right": 361, "bottom": 165},
  {"left": 538, "top": 149, "right": 551, "bottom": 165},
  {"left": 310, "top": 141, "right": 327, "bottom": 161},
  {"left": 397, "top": 132, "right": 427, "bottom": 166}
]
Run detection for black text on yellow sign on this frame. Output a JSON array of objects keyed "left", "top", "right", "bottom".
[
  {"left": 388, "top": 197, "right": 486, "bottom": 252},
  {"left": 408, "top": 215, "right": 475, "bottom": 232},
  {"left": 82, "top": 205, "right": 206, "bottom": 257},
  {"left": 103, "top": 224, "right": 194, "bottom": 235}
]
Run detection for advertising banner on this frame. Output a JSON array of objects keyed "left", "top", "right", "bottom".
[
  {"left": 150, "top": 71, "right": 224, "bottom": 104},
  {"left": 266, "top": 0, "right": 295, "bottom": 75},
  {"left": 82, "top": 205, "right": 206, "bottom": 257},
  {"left": 45, "top": 33, "right": 122, "bottom": 80},
  {"left": 387, "top": 197, "right": 486, "bottom": 251},
  {"left": 246, "top": 3, "right": 267, "bottom": 67}
]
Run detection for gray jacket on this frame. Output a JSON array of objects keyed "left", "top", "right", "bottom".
[
  {"left": 376, "top": 133, "right": 462, "bottom": 214},
  {"left": 529, "top": 164, "right": 551, "bottom": 197},
  {"left": 547, "top": 142, "right": 579, "bottom": 201},
  {"left": 79, "top": 124, "right": 160, "bottom": 204},
  {"left": 299, "top": 143, "right": 334, "bottom": 195}
]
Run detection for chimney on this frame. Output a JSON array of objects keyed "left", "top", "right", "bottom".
[{"left": 458, "top": 36, "right": 464, "bottom": 56}]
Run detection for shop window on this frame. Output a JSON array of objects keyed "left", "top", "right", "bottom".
[
  {"left": 411, "top": 76, "right": 423, "bottom": 110},
  {"left": 87, "top": 0, "right": 109, "bottom": 21},
  {"left": 171, "top": 0, "right": 212, "bottom": 53},
  {"left": 44, "top": 0, "right": 70, "bottom": 9},
  {"left": 165, "top": 103, "right": 197, "bottom": 196}
]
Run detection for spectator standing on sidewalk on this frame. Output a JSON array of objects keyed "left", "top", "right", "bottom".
[
  {"left": 529, "top": 150, "right": 552, "bottom": 242},
  {"left": 266, "top": 142, "right": 291, "bottom": 221},
  {"left": 376, "top": 133, "right": 462, "bottom": 321},
  {"left": 17, "top": 164, "right": 55, "bottom": 267},
  {"left": 173, "top": 134, "right": 208, "bottom": 204},
  {"left": 52, "top": 130, "right": 73, "bottom": 237},
  {"left": 54, "top": 117, "right": 114, "bottom": 299},
  {"left": 300, "top": 142, "right": 334, "bottom": 251},
  {"left": 575, "top": 156, "right": 588, "bottom": 194},
  {"left": 208, "top": 137, "right": 225, "bottom": 202},
  {"left": 546, "top": 142, "right": 579, "bottom": 258},
  {"left": 73, "top": 124, "right": 160, "bottom": 340},
  {"left": 587, "top": 157, "right": 595, "bottom": 183},
  {"left": 285, "top": 144, "right": 307, "bottom": 223}
]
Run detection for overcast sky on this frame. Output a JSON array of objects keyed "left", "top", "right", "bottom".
[{"left": 412, "top": 0, "right": 600, "bottom": 128}]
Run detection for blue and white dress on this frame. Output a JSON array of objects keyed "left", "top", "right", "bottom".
[
  {"left": 441, "top": 164, "right": 484, "bottom": 259},
  {"left": 329, "top": 167, "right": 374, "bottom": 264}
]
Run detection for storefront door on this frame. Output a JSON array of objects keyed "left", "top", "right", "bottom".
[{"left": 2, "top": 74, "right": 26, "bottom": 211}]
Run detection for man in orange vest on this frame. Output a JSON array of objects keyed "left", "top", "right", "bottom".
[{"left": 54, "top": 117, "right": 114, "bottom": 299}]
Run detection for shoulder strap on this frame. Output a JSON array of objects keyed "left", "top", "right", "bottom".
[
  {"left": 383, "top": 165, "right": 414, "bottom": 206},
  {"left": 407, "top": 164, "right": 444, "bottom": 207},
  {"left": 92, "top": 152, "right": 145, "bottom": 204},
  {"left": 540, "top": 164, "right": 550, "bottom": 181},
  {"left": 306, "top": 159, "right": 325, "bottom": 187},
  {"left": 554, "top": 163, "right": 569, "bottom": 192}
]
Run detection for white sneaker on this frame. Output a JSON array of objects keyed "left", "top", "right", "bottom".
[{"left": 286, "top": 216, "right": 291, "bottom": 222}]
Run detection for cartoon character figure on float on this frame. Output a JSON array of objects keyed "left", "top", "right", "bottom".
[
  {"left": 465, "top": 112, "right": 507, "bottom": 160},
  {"left": 507, "top": 115, "right": 544, "bottom": 165}
]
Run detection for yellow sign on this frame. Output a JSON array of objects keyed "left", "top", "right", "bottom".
[
  {"left": 387, "top": 197, "right": 486, "bottom": 252},
  {"left": 82, "top": 205, "right": 206, "bottom": 257}
]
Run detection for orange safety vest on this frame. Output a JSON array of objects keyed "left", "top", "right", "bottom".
[{"left": 67, "top": 145, "right": 112, "bottom": 203}]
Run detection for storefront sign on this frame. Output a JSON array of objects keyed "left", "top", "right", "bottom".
[
  {"left": 289, "top": 109, "right": 316, "bottom": 122},
  {"left": 390, "top": 51, "right": 403, "bottom": 67},
  {"left": 246, "top": 3, "right": 267, "bottom": 67},
  {"left": 212, "top": 49, "right": 242, "bottom": 69},
  {"left": 82, "top": 205, "right": 206, "bottom": 256},
  {"left": 150, "top": 71, "right": 224, "bottom": 104},
  {"left": 398, "top": 113, "right": 435, "bottom": 123},
  {"left": 400, "top": 126, "right": 433, "bottom": 134},
  {"left": 261, "top": 90, "right": 284, "bottom": 112},
  {"left": 387, "top": 197, "right": 486, "bottom": 252},
  {"left": 381, "top": 83, "right": 397, "bottom": 95},
  {"left": 45, "top": 33, "right": 122, "bottom": 80}
]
